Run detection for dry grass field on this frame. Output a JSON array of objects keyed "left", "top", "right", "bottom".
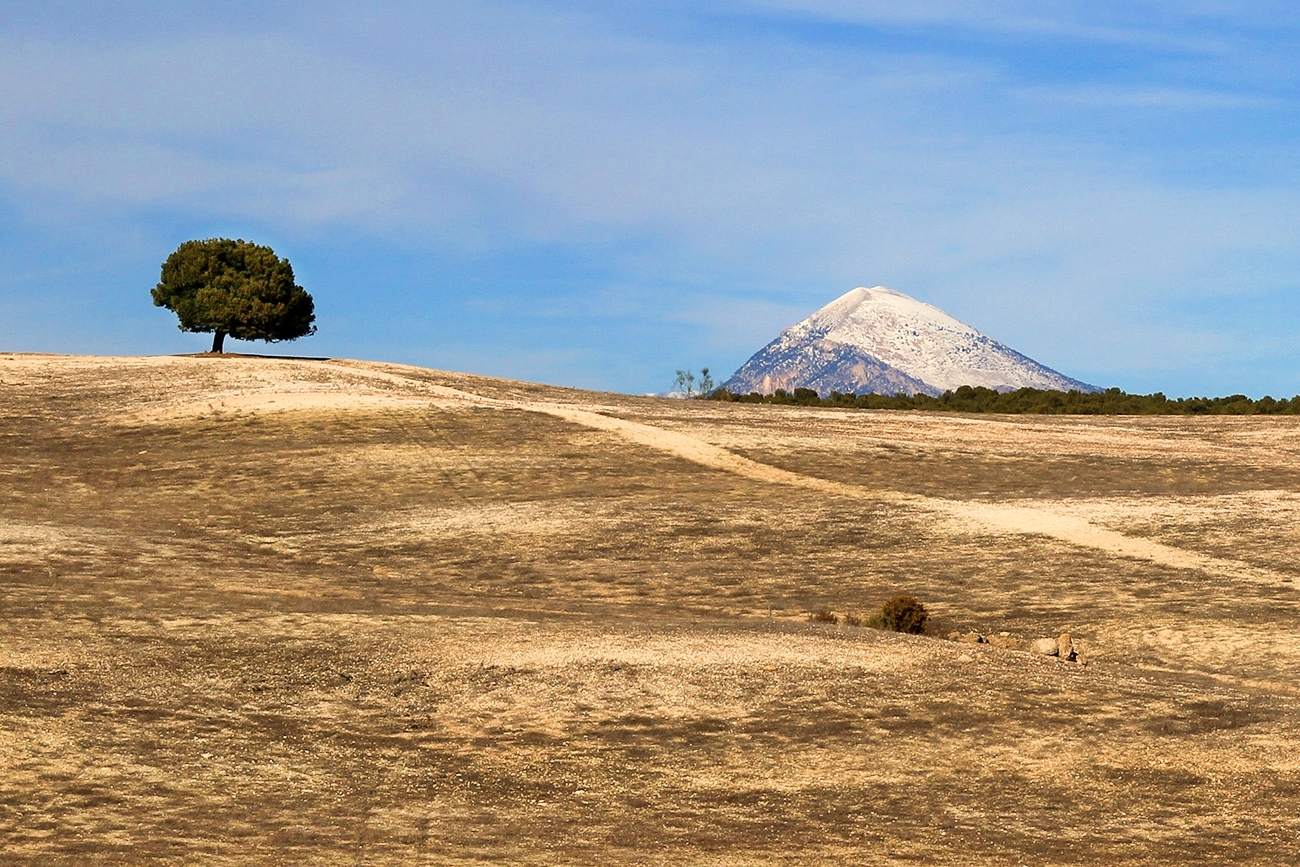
[{"left": 3, "top": 352, "right": 1300, "bottom": 864}]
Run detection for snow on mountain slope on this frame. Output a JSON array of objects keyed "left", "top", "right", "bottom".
[{"left": 723, "top": 286, "right": 1099, "bottom": 397}]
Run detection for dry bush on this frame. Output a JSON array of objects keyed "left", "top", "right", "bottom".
[{"left": 867, "top": 595, "right": 930, "bottom": 634}]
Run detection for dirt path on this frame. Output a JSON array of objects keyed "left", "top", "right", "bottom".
[
  {"left": 97, "top": 355, "right": 1285, "bottom": 586},
  {"left": 528, "top": 401, "right": 1281, "bottom": 583}
]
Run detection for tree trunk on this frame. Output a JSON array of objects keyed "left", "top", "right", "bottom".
[{"left": 211, "top": 331, "right": 226, "bottom": 353}]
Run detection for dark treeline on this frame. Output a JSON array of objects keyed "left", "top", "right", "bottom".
[{"left": 705, "top": 385, "right": 1300, "bottom": 415}]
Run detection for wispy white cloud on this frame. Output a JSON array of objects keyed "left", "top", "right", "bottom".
[
  {"left": 1016, "top": 84, "right": 1283, "bottom": 110},
  {"left": 726, "top": 0, "right": 1295, "bottom": 49},
  {"left": 1, "top": 1, "right": 1298, "bottom": 395}
]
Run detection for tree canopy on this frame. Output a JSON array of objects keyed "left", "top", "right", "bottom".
[{"left": 152, "top": 238, "right": 316, "bottom": 353}]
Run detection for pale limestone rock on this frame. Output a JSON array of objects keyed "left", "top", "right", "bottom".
[{"left": 1031, "top": 637, "right": 1060, "bottom": 656}]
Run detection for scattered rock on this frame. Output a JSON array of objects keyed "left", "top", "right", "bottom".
[
  {"left": 957, "top": 654, "right": 974, "bottom": 664},
  {"left": 948, "top": 628, "right": 1083, "bottom": 662},
  {"left": 1030, "top": 637, "right": 1060, "bottom": 656}
]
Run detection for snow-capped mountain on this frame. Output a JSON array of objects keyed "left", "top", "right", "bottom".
[{"left": 723, "top": 286, "right": 1099, "bottom": 397}]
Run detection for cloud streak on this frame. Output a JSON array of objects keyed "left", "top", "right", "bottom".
[{"left": 1, "top": 1, "right": 1298, "bottom": 396}]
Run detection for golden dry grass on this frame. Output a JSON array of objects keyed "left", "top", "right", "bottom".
[{"left": 3, "top": 352, "right": 1300, "bottom": 864}]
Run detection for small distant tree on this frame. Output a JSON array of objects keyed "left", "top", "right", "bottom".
[
  {"left": 673, "top": 369, "right": 697, "bottom": 397},
  {"left": 673, "top": 367, "right": 716, "bottom": 398},
  {"left": 698, "top": 367, "right": 715, "bottom": 395},
  {"left": 152, "top": 238, "right": 316, "bottom": 353},
  {"left": 793, "top": 387, "right": 819, "bottom": 404}
]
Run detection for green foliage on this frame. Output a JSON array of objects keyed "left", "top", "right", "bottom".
[
  {"left": 705, "top": 383, "right": 1300, "bottom": 415},
  {"left": 868, "top": 596, "right": 930, "bottom": 634},
  {"left": 152, "top": 238, "right": 316, "bottom": 353},
  {"left": 792, "top": 387, "right": 820, "bottom": 405},
  {"left": 673, "top": 367, "right": 716, "bottom": 398},
  {"left": 673, "top": 369, "right": 696, "bottom": 396}
]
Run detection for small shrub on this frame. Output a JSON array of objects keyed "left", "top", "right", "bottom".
[
  {"left": 808, "top": 609, "right": 839, "bottom": 625},
  {"left": 868, "top": 595, "right": 929, "bottom": 634},
  {"left": 842, "top": 612, "right": 863, "bottom": 627}
]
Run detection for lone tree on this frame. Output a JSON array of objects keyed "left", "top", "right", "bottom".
[{"left": 152, "top": 238, "right": 316, "bottom": 353}]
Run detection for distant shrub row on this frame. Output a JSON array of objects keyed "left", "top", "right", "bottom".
[{"left": 705, "top": 385, "right": 1300, "bottom": 415}]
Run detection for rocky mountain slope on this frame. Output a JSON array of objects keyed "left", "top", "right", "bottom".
[{"left": 723, "top": 286, "right": 1099, "bottom": 396}]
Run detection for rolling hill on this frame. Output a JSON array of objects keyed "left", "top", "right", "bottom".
[{"left": 2, "top": 352, "right": 1298, "bottom": 864}]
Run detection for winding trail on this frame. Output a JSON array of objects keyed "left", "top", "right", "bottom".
[
  {"left": 526, "top": 401, "right": 1286, "bottom": 587},
  {"left": 122, "top": 356, "right": 1287, "bottom": 586}
]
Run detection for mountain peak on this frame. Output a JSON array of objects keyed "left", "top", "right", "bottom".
[
  {"left": 723, "top": 286, "right": 1098, "bottom": 397},
  {"left": 804, "top": 286, "right": 963, "bottom": 331}
]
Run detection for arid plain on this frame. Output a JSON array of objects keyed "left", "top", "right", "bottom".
[{"left": 3, "top": 353, "right": 1300, "bottom": 864}]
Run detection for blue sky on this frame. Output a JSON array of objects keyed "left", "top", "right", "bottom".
[{"left": 2, "top": 1, "right": 1299, "bottom": 396}]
